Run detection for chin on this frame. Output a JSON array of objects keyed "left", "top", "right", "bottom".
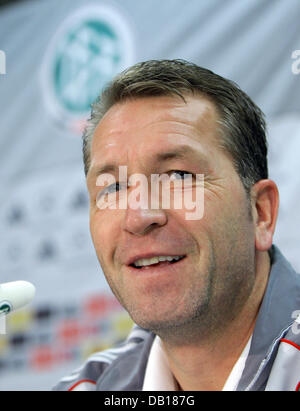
[{"left": 131, "top": 308, "right": 202, "bottom": 334}]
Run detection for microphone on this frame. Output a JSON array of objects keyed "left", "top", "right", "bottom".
[{"left": 0, "top": 281, "right": 36, "bottom": 315}]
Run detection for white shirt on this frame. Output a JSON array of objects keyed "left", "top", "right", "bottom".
[{"left": 142, "top": 335, "right": 252, "bottom": 391}]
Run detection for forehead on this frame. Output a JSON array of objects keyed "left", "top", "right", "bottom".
[
  {"left": 96, "top": 94, "right": 218, "bottom": 138},
  {"left": 90, "top": 95, "right": 222, "bottom": 167}
]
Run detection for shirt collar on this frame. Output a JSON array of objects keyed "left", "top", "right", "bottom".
[
  {"left": 142, "top": 336, "right": 177, "bottom": 390},
  {"left": 143, "top": 335, "right": 252, "bottom": 391}
]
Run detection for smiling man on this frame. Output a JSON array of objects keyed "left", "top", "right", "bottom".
[{"left": 55, "top": 60, "right": 300, "bottom": 391}]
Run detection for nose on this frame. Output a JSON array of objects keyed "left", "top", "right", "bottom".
[{"left": 122, "top": 207, "right": 168, "bottom": 236}]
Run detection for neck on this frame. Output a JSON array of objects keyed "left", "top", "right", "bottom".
[{"left": 159, "top": 250, "right": 270, "bottom": 391}]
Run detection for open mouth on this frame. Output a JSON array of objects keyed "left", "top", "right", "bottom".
[{"left": 130, "top": 255, "right": 186, "bottom": 270}]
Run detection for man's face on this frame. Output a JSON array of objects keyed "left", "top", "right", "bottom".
[{"left": 86, "top": 95, "right": 256, "bottom": 339}]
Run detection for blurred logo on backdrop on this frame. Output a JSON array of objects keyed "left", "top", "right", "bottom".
[{"left": 40, "top": 4, "right": 135, "bottom": 135}]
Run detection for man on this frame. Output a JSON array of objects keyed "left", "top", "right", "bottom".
[{"left": 55, "top": 60, "right": 300, "bottom": 391}]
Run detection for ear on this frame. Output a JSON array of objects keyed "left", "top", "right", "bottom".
[{"left": 251, "top": 179, "right": 279, "bottom": 252}]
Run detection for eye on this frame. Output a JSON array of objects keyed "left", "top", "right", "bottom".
[
  {"left": 108, "top": 182, "right": 122, "bottom": 193},
  {"left": 97, "top": 181, "right": 126, "bottom": 200}
]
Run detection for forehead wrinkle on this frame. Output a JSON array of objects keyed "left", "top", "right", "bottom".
[
  {"left": 93, "top": 93, "right": 218, "bottom": 144},
  {"left": 94, "top": 94, "right": 216, "bottom": 142},
  {"left": 89, "top": 130, "right": 214, "bottom": 180},
  {"left": 88, "top": 143, "right": 205, "bottom": 185}
]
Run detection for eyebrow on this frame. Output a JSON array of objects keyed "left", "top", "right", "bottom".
[
  {"left": 89, "top": 163, "right": 118, "bottom": 177},
  {"left": 88, "top": 145, "right": 207, "bottom": 179}
]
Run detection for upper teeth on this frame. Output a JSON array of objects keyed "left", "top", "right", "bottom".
[{"left": 133, "top": 255, "right": 183, "bottom": 267}]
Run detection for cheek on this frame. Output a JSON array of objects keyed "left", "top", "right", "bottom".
[
  {"left": 90, "top": 208, "right": 128, "bottom": 267},
  {"left": 203, "top": 193, "right": 254, "bottom": 254},
  {"left": 183, "top": 189, "right": 250, "bottom": 248},
  {"left": 89, "top": 210, "right": 117, "bottom": 262}
]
